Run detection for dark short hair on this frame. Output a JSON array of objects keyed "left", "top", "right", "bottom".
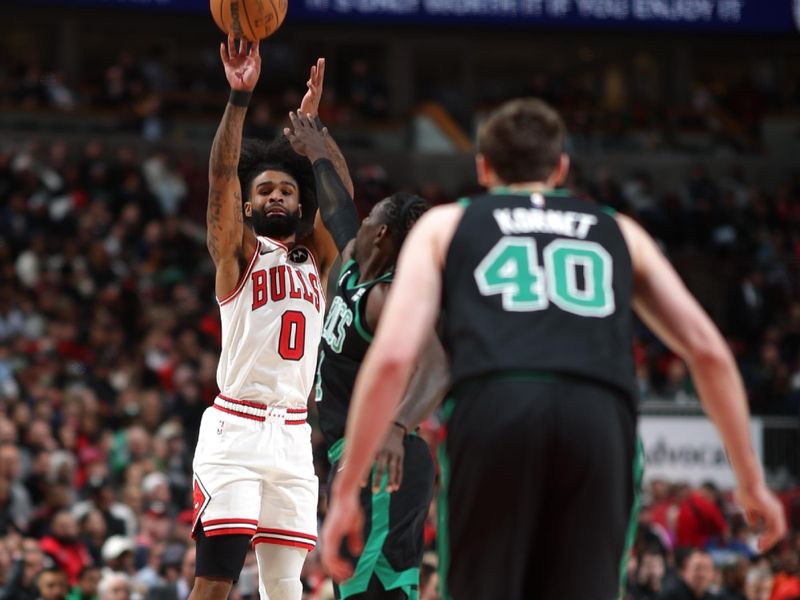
[
  {"left": 376, "top": 192, "right": 430, "bottom": 263},
  {"left": 238, "top": 136, "right": 318, "bottom": 240},
  {"left": 478, "top": 98, "right": 566, "bottom": 184},
  {"left": 78, "top": 565, "right": 101, "bottom": 579},
  {"left": 675, "top": 547, "right": 709, "bottom": 570},
  {"left": 36, "top": 566, "right": 66, "bottom": 585}
]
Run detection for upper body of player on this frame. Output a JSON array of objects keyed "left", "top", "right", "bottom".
[
  {"left": 320, "top": 98, "right": 786, "bottom": 580},
  {"left": 284, "top": 117, "right": 449, "bottom": 491},
  {"left": 207, "top": 39, "right": 354, "bottom": 408}
]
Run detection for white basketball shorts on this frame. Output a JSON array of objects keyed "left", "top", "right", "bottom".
[{"left": 191, "top": 395, "right": 319, "bottom": 551}]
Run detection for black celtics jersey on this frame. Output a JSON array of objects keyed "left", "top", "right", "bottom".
[
  {"left": 316, "top": 259, "right": 393, "bottom": 445},
  {"left": 442, "top": 189, "right": 637, "bottom": 401}
]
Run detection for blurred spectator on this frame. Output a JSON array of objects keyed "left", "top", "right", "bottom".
[
  {"left": 629, "top": 547, "right": 666, "bottom": 600},
  {"left": 675, "top": 483, "right": 729, "bottom": 549},
  {"left": 100, "top": 536, "right": 135, "bottom": 576},
  {"left": 743, "top": 568, "right": 773, "bottom": 600},
  {"left": 658, "top": 549, "right": 716, "bottom": 600},
  {"left": 769, "top": 545, "right": 800, "bottom": 600},
  {"left": 35, "top": 566, "right": 69, "bottom": 600},
  {"left": 718, "top": 557, "right": 748, "bottom": 600},
  {"left": 97, "top": 572, "right": 130, "bottom": 600},
  {"left": 67, "top": 565, "right": 101, "bottom": 600},
  {"left": 73, "top": 476, "right": 135, "bottom": 539},
  {"left": 145, "top": 546, "right": 193, "bottom": 600},
  {"left": 39, "top": 510, "right": 91, "bottom": 586}
]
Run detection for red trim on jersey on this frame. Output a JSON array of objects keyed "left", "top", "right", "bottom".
[
  {"left": 203, "top": 518, "right": 259, "bottom": 527},
  {"left": 204, "top": 527, "right": 258, "bottom": 538},
  {"left": 213, "top": 404, "right": 265, "bottom": 422},
  {"left": 256, "top": 528, "right": 317, "bottom": 542},
  {"left": 217, "top": 243, "right": 260, "bottom": 307},
  {"left": 217, "top": 394, "right": 270, "bottom": 410},
  {"left": 251, "top": 537, "right": 315, "bottom": 551},
  {"left": 217, "top": 394, "right": 307, "bottom": 414},
  {"left": 213, "top": 402, "right": 307, "bottom": 424}
]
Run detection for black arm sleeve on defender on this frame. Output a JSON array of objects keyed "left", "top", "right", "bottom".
[{"left": 312, "top": 158, "right": 359, "bottom": 253}]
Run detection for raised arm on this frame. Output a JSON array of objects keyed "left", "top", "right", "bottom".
[
  {"left": 617, "top": 213, "right": 786, "bottom": 552},
  {"left": 299, "top": 58, "right": 355, "bottom": 198},
  {"left": 285, "top": 111, "right": 359, "bottom": 269},
  {"left": 291, "top": 58, "right": 357, "bottom": 279},
  {"left": 208, "top": 35, "right": 260, "bottom": 299}
]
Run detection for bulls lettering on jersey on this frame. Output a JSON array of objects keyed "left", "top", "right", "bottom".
[{"left": 216, "top": 236, "right": 326, "bottom": 408}]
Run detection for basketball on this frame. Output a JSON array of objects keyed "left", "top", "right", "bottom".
[{"left": 210, "top": 0, "right": 288, "bottom": 41}]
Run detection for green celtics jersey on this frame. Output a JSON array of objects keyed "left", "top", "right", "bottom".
[
  {"left": 442, "top": 189, "right": 637, "bottom": 401},
  {"left": 316, "top": 259, "right": 392, "bottom": 446}
]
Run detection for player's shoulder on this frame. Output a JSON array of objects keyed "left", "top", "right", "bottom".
[{"left": 416, "top": 202, "right": 465, "bottom": 230}]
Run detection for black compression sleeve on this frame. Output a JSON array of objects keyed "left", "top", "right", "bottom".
[{"left": 312, "top": 158, "right": 359, "bottom": 253}]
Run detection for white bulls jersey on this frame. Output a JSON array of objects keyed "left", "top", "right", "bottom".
[{"left": 216, "top": 236, "right": 325, "bottom": 408}]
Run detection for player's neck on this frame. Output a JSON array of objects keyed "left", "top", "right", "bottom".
[
  {"left": 259, "top": 232, "right": 296, "bottom": 247},
  {"left": 357, "top": 253, "right": 391, "bottom": 284},
  {"left": 493, "top": 181, "right": 555, "bottom": 194}
]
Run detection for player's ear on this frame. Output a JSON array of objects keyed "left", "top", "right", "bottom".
[
  {"left": 475, "top": 154, "right": 492, "bottom": 188},
  {"left": 244, "top": 200, "right": 252, "bottom": 217},
  {"left": 551, "top": 153, "right": 570, "bottom": 187},
  {"left": 374, "top": 224, "right": 390, "bottom": 245}
]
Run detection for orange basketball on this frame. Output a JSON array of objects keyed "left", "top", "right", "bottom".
[{"left": 210, "top": 0, "right": 288, "bottom": 42}]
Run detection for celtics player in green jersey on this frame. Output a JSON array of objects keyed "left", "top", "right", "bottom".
[
  {"left": 321, "top": 98, "right": 786, "bottom": 599},
  {"left": 285, "top": 112, "right": 449, "bottom": 600}
]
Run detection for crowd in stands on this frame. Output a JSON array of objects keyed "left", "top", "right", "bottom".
[
  {"left": 1, "top": 36, "right": 797, "bottom": 153},
  {"left": 0, "top": 86, "right": 798, "bottom": 597},
  {"left": 0, "top": 32, "right": 800, "bottom": 600},
  {"left": 625, "top": 481, "right": 800, "bottom": 600},
  {"left": 0, "top": 45, "right": 391, "bottom": 140}
]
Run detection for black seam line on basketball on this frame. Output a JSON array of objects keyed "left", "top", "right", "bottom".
[
  {"left": 240, "top": 0, "right": 256, "bottom": 41},
  {"left": 270, "top": 0, "right": 279, "bottom": 33},
  {"left": 231, "top": 1, "right": 244, "bottom": 39},
  {"left": 219, "top": 0, "right": 227, "bottom": 37}
]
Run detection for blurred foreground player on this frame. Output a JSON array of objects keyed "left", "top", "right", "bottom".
[
  {"left": 190, "top": 38, "right": 353, "bottom": 600},
  {"left": 322, "top": 99, "right": 786, "bottom": 599},
  {"left": 286, "top": 114, "right": 448, "bottom": 600}
]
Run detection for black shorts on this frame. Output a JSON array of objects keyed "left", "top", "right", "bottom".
[
  {"left": 439, "top": 376, "right": 638, "bottom": 600},
  {"left": 328, "top": 435, "right": 435, "bottom": 599}
]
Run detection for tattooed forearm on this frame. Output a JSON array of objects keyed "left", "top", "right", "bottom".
[
  {"left": 209, "top": 104, "right": 247, "bottom": 182},
  {"left": 206, "top": 102, "right": 248, "bottom": 264}
]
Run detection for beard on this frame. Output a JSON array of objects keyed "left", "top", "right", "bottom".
[{"left": 249, "top": 209, "right": 300, "bottom": 239}]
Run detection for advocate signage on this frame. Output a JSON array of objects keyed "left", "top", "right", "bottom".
[{"left": 639, "top": 415, "right": 763, "bottom": 488}]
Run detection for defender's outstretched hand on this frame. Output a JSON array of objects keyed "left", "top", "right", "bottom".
[
  {"left": 284, "top": 111, "right": 330, "bottom": 163},
  {"left": 220, "top": 34, "right": 261, "bottom": 92},
  {"left": 300, "top": 58, "right": 326, "bottom": 117},
  {"left": 321, "top": 488, "right": 364, "bottom": 583}
]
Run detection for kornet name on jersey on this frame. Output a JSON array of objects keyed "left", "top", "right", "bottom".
[{"left": 216, "top": 236, "right": 326, "bottom": 408}]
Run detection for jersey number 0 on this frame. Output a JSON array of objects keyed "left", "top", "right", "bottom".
[{"left": 279, "top": 310, "right": 306, "bottom": 360}]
